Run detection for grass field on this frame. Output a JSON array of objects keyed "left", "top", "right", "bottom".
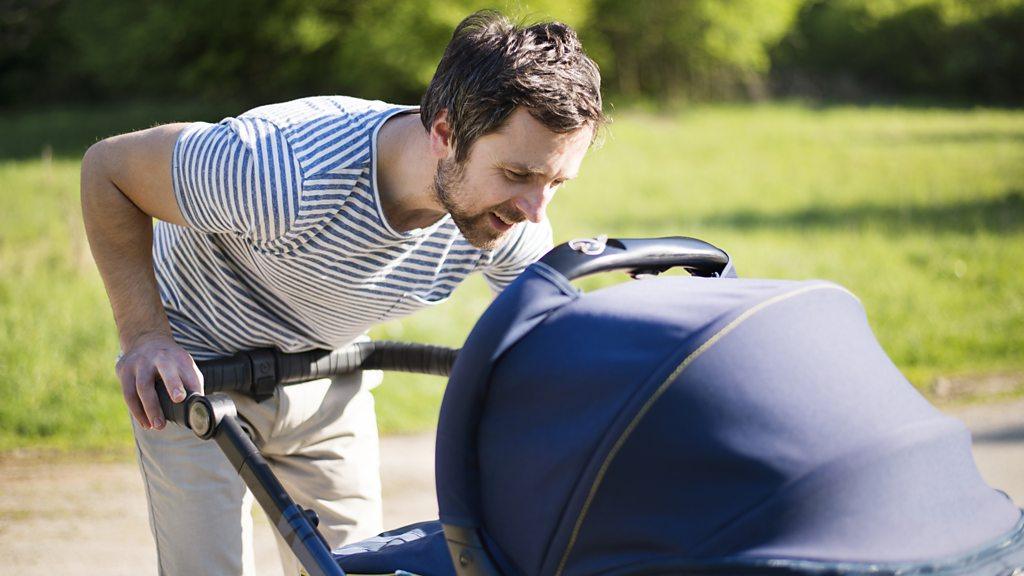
[{"left": 1, "top": 102, "right": 1022, "bottom": 451}]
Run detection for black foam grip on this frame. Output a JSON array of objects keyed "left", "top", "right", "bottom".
[
  {"left": 275, "top": 341, "right": 458, "bottom": 385},
  {"left": 274, "top": 346, "right": 368, "bottom": 385},
  {"left": 198, "top": 353, "right": 254, "bottom": 394},
  {"left": 196, "top": 341, "right": 459, "bottom": 395},
  {"left": 359, "top": 341, "right": 459, "bottom": 376}
]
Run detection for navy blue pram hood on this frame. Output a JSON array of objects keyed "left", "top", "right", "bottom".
[{"left": 338, "top": 260, "right": 1020, "bottom": 575}]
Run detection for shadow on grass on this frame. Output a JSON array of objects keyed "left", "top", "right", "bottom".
[
  {"left": 864, "top": 131, "right": 1024, "bottom": 146},
  {"left": 0, "top": 101, "right": 240, "bottom": 160},
  {"left": 796, "top": 96, "right": 1024, "bottom": 113},
  {"left": 697, "top": 191, "right": 1024, "bottom": 235}
]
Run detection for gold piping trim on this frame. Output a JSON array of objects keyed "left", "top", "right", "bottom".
[{"left": 553, "top": 283, "right": 852, "bottom": 575}]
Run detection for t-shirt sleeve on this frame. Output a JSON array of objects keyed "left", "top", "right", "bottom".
[
  {"left": 171, "top": 117, "right": 303, "bottom": 245},
  {"left": 482, "top": 219, "right": 554, "bottom": 293}
]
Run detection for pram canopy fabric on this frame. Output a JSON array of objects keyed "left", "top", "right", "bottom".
[{"left": 339, "top": 260, "right": 1020, "bottom": 576}]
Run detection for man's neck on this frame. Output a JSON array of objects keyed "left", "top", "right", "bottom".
[{"left": 376, "top": 112, "right": 446, "bottom": 232}]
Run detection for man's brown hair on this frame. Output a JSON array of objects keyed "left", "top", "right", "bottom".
[{"left": 421, "top": 10, "right": 605, "bottom": 163}]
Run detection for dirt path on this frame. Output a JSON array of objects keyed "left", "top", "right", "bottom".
[
  {"left": 0, "top": 434, "right": 435, "bottom": 576},
  {"left": 0, "top": 401, "right": 1021, "bottom": 576}
]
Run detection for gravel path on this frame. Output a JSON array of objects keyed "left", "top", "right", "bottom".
[
  {"left": 0, "top": 433, "right": 436, "bottom": 576},
  {"left": 0, "top": 400, "right": 1020, "bottom": 575}
]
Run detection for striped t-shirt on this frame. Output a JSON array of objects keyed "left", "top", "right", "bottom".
[{"left": 154, "top": 96, "right": 552, "bottom": 360}]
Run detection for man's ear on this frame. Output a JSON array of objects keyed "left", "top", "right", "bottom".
[{"left": 428, "top": 109, "right": 454, "bottom": 160}]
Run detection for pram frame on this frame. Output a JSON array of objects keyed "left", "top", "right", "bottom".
[{"left": 154, "top": 236, "right": 732, "bottom": 576}]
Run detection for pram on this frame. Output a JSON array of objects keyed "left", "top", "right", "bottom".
[{"left": 157, "top": 236, "right": 1024, "bottom": 576}]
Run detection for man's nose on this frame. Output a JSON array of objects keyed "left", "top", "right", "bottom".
[{"left": 514, "top": 184, "right": 555, "bottom": 223}]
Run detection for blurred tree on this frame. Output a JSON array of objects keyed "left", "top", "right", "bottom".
[
  {"left": 58, "top": 0, "right": 353, "bottom": 103},
  {"left": 773, "top": 0, "right": 1024, "bottom": 103},
  {"left": 3, "top": 0, "right": 1020, "bottom": 107},
  {"left": 331, "top": 0, "right": 592, "bottom": 102},
  {"left": 584, "top": 0, "right": 802, "bottom": 100},
  {"left": 0, "top": 0, "right": 592, "bottom": 107},
  {"left": 0, "top": 0, "right": 90, "bottom": 105}
]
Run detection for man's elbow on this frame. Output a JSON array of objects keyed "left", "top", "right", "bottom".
[
  {"left": 82, "top": 138, "right": 111, "bottom": 181},
  {"left": 80, "top": 139, "right": 115, "bottom": 219}
]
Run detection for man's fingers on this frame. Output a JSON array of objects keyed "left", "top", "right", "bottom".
[
  {"left": 135, "top": 366, "right": 166, "bottom": 430},
  {"left": 121, "top": 376, "right": 152, "bottom": 429},
  {"left": 154, "top": 358, "right": 188, "bottom": 403},
  {"left": 181, "top": 359, "right": 204, "bottom": 396},
  {"left": 161, "top": 373, "right": 187, "bottom": 404},
  {"left": 116, "top": 336, "right": 197, "bottom": 431}
]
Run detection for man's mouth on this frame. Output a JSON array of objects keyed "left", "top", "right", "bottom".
[{"left": 489, "top": 211, "right": 517, "bottom": 232}]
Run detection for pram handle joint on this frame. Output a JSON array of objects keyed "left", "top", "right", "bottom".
[
  {"left": 540, "top": 236, "right": 731, "bottom": 281},
  {"left": 443, "top": 524, "right": 503, "bottom": 576}
]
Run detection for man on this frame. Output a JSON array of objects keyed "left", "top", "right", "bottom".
[{"left": 80, "top": 10, "right": 604, "bottom": 576}]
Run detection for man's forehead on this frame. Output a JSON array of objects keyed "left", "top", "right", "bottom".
[
  {"left": 481, "top": 111, "right": 593, "bottom": 175},
  {"left": 497, "top": 107, "right": 594, "bottom": 143}
]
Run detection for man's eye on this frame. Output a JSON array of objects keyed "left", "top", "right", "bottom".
[{"left": 504, "top": 170, "right": 529, "bottom": 181}]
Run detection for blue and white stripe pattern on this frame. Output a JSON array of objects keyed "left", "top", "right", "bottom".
[{"left": 154, "top": 96, "right": 552, "bottom": 360}]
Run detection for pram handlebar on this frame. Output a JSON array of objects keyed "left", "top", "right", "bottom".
[
  {"left": 180, "top": 341, "right": 460, "bottom": 400},
  {"left": 540, "top": 236, "right": 731, "bottom": 281}
]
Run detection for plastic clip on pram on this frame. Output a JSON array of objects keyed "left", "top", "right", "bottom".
[{"left": 155, "top": 236, "right": 733, "bottom": 576}]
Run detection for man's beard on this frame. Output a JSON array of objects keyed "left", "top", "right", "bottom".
[{"left": 433, "top": 157, "right": 523, "bottom": 250}]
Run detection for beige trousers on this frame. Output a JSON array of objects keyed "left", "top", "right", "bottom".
[{"left": 133, "top": 370, "right": 385, "bottom": 576}]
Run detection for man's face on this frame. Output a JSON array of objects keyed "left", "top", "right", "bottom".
[{"left": 432, "top": 108, "right": 593, "bottom": 249}]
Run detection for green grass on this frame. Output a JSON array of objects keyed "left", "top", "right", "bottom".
[
  {"left": 558, "top": 105, "right": 1024, "bottom": 384},
  {"left": 1, "top": 102, "right": 1022, "bottom": 451}
]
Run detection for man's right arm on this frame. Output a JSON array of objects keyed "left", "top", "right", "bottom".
[{"left": 80, "top": 124, "right": 203, "bottom": 431}]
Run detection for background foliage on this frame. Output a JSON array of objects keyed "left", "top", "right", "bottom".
[
  {"left": 0, "top": 1, "right": 1021, "bottom": 450},
  {"left": 2, "top": 103, "right": 1022, "bottom": 449},
  {"left": 773, "top": 0, "right": 1024, "bottom": 102},
  {"left": 585, "top": 0, "right": 802, "bottom": 99},
  {"left": 2, "top": 0, "right": 1022, "bottom": 107}
]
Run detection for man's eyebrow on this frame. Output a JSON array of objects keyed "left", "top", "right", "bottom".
[{"left": 501, "top": 162, "right": 578, "bottom": 180}]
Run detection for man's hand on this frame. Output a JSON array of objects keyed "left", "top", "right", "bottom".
[
  {"left": 80, "top": 123, "right": 196, "bottom": 431},
  {"left": 116, "top": 332, "right": 204, "bottom": 430}
]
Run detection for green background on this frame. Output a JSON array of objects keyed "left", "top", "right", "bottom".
[{"left": 1, "top": 0, "right": 1022, "bottom": 451}]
